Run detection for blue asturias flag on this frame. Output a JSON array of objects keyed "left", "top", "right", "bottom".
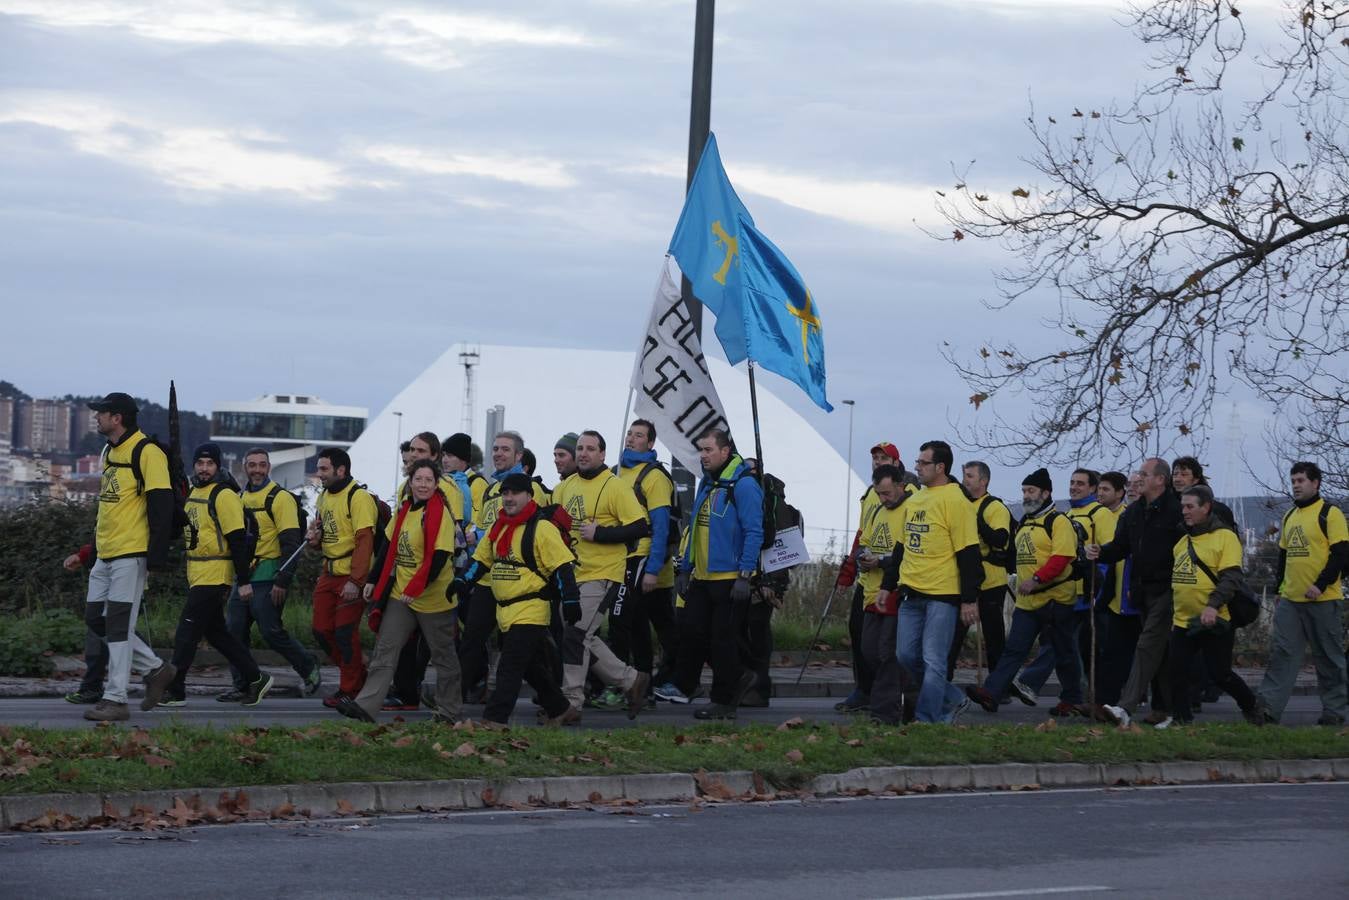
[
  {"left": 666, "top": 133, "right": 754, "bottom": 364},
  {"left": 727, "top": 215, "right": 833, "bottom": 412}
]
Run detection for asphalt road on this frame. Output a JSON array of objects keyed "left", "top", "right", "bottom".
[
  {"left": 0, "top": 693, "right": 1328, "bottom": 730},
  {"left": 3, "top": 782, "right": 1346, "bottom": 898}
]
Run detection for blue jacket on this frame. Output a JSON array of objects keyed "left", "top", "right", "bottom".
[{"left": 679, "top": 455, "right": 764, "bottom": 576}]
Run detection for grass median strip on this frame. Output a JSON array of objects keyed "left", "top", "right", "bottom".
[{"left": 1, "top": 718, "right": 1345, "bottom": 797}]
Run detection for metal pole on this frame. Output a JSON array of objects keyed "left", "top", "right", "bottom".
[
  {"left": 747, "top": 359, "right": 765, "bottom": 470},
  {"left": 796, "top": 582, "right": 843, "bottom": 684},
  {"left": 841, "top": 400, "right": 855, "bottom": 546},
  {"left": 392, "top": 411, "right": 403, "bottom": 497}
]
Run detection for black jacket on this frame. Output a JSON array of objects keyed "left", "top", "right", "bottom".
[{"left": 1098, "top": 489, "right": 1185, "bottom": 598}]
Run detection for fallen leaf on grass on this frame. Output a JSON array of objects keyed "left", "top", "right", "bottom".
[
  {"left": 452, "top": 742, "right": 478, "bottom": 758},
  {"left": 777, "top": 717, "right": 805, "bottom": 731},
  {"left": 1034, "top": 719, "right": 1057, "bottom": 732},
  {"left": 341, "top": 732, "right": 366, "bottom": 748},
  {"left": 845, "top": 739, "right": 863, "bottom": 748},
  {"left": 334, "top": 799, "right": 357, "bottom": 816},
  {"left": 392, "top": 736, "right": 416, "bottom": 748},
  {"left": 693, "top": 769, "right": 737, "bottom": 801},
  {"left": 784, "top": 749, "right": 804, "bottom": 763},
  {"left": 142, "top": 754, "right": 175, "bottom": 769},
  {"left": 805, "top": 734, "right": 820, "bottom": 744}
]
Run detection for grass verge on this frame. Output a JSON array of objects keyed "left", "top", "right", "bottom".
[{"left": 2, "top": 718, "right": 1344, "bottom": 797}]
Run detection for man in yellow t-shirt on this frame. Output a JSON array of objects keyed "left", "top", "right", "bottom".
[
  {"left": 967, "top": 467, "right": 1084, "bottom": 716},
  {"left": 947, "top": 460, "right": 1013, "bottom": 686},
  {"left": 1094, "top": 471, "right": 1137, "bottom": 706},
  {"left": 835, "top": 440, "right": 902, "bottom": 714},
  {"left": 309, "top": 447, "right": 378, "bottom": 707},
  {"left": 159, "top": 443, "right": 274, "bottom": 710},
  {"left": 877, "top": 440, "right": 981, "bottom": 724},
  {"left": 551, "top": 430, "right": 651, "bottom": 719},
  {"left": 857, "top": 464, "right": 913, "bottom": 724},
  {"left": 1257, "top": 461, "right": 1349, "bottom": 725},
  {"left": 609, "top": 419, "right": 679, "bottom": 699},
  {"left": 61, "top": 392, "right": 176, "bottom": 722},
  {"left": 459, "top": 473, "right": 578, "bottom": 726},
  {"left": 1167, "top": 485, "right": 1260, "bottom": 725}
]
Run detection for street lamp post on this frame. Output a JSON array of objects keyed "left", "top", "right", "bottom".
[{"left": 841, "top": 400, "right": 856, "bottom": 549}]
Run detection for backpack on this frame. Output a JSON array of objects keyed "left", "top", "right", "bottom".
[
  {"left": 518, "top": 503, "right": 576, "bottom": 603},
  {"left": 243, "top": 484, "right": 309, "bottom": 561},
  {"left": 615, "top": 461, "right": 683, "bottom": 553},
  {"left": 1184, "top": 538, "right": 1259, "bottom": 627},
  {"left": 727, "top": 470, "right": 800, "bottom": 554},
  {"left": 1064, "top": 506, "right": 1105, "bottom": 582},
  {"left": 187, "top": 482, "right": 258, "bottom": 569},
  {"left": 976, "top": 494, "right": 1015, "bottom": 574},
  {"left": 103, "top": 433, "right": 191, "bottom": 532},
  {"left": 1281, "top": 501, "right": 1335, "bottom": 541},
  {"left": 347, "top": 484, "right": 393, "bottom": 557},
  {"left": 1019, "top": 509, "right": 1081, "bottom": 593}
]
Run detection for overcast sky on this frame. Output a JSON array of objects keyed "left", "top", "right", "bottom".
[{"left": 1, "top": 0, "right": 1287, "bottom": 495}]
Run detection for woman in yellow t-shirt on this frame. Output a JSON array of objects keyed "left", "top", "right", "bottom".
[
  {"left": 342, "top": 460, "right": 463, "bottom": 724},
  {"left": 1167, "top": 486, "right": 1260, "bottom": 727}
]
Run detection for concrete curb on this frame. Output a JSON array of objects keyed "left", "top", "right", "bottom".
[{"left": 4, "top": 757, "right": 1345, "bottom": 831}]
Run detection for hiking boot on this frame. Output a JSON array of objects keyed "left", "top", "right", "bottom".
[
  {"left": 739, "top": 689, "right": 769, "bottom": 708},
  {"left": 1241, "top": 705, "right": 1267, "bottom": 727},
  {"left": 1152, "top": 716, "right": 1176, "bottom": 730},
  {"left": 834, "top": 689, "right": 870, "bottom": 713},
  {"left": 1142, "top": 709, "right": 1171, "bottom": 726},
  {"left": 476, "top": 719, "right": 509, "bottom": 731},
  {"left": 421, "top": 684, "right": 438, "bottom": 710},
  {"left": 382, "top": 693, "right": 418, "bottom": 712},
  {"left": 948, "top": 695, "right": 973, "bottom": 725},
  {"left": 545, "top": 705, "right": 582, "bottom": 727},
  {"left": 64, "top": 687, "right": 103, "bottom": 704},
  {"left": 1050, "top": 701, "right": 1082, "bottom": 718},
  {"left": 693, "top": 703, "right": 737, "bottom": 720},
  {"left": 241, "top": 673, "right": 274, "bottom": 707},
  {"left": 1202, "top": 686, "right": 1222, "bottom": 703},
  {"left": 964, "top": 685, "right": 998, "bottom": 713},
  {"left": 1009, "top": 679, "right": 1038, "bottom": 707},
  {"left": 625, "top": 672, "right": 651, "bottom": 720},
  {"left": 336, "top": 696, "right": 376, "bottom": 723},
  {"left": 158, "top": 696, "right": 187, "bottom": 708},
  {"left": 84, "top": 699, "right": 129, "bottom": 722},
  {"left": 323, "top": 691, "right": 353, "bottom": 709},
  {"left": 216, "top": 689, "right": 247, "bottom": 703},
  {"left": 139, "top": 662, "right": 177, "bottom": 711},
  {"left": 431, "top": 711, "right": 461, "bottom": 725},
  {"left": 302, "top": 664, "right": 323, "bottom": 697},
  {"left": 1101, "top": 704, "right": 1130, "bottom": 727},
  {"left": 1316, "top": 712, "right": 1345, "bottom": 727},
  {"left": 654, "top": 682, "right": 690, "bottom": 704}
]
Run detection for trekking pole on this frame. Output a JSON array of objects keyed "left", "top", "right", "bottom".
[
  {"left": 795, "top": 581, "right": 843, "bottom": 684},
  {"left": 275, "top": 540, "right": 308, "bottom": 581},
  {"left": 975, "top": 616, "right": 986, "bottom": 689}
]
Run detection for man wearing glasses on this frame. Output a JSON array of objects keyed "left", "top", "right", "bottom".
[{"left": 878, "top": 440, "right": 982, "bottom": 723}]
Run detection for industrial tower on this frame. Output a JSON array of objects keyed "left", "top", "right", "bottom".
[{"left": 459, "top": 345, "right": 480, "bottom": 434}]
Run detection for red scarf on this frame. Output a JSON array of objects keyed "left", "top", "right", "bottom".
[
  {"left": 488, "top": 499, "right": 538, "bottom": 559},
  {"left": 373, "top": 489, "right": 446, "bottom": 600}
]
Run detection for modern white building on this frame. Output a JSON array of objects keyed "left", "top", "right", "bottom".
[
  {"left": 211, "top": 394, "right": 367, "bottom": 489},
  {"left": 347, "top": 343, "right": 866, "bottom": 557}
]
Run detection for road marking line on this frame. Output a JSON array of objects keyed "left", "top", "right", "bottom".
[{"left": 883, "top": 887, "right": 1111, "bottom": 900}]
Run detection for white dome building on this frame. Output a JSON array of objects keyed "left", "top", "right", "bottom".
[{"left": 347, "top": 343, "right": 868, "bottom": 556}]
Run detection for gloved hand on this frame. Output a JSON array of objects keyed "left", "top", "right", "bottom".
[
  {"left": 562, "top": 599, "right": 582, "bottom": 626},
  {"left": 730, "top": 577, "right": 751, "bottom": 603},
  {"left": 835, "top": 554, "right": 858, "bottom": 587},
  {"left": 675, "top": 570, "right": 692, "bottom": 598}
]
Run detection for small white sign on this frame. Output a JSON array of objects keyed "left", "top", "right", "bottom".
[{"left": 760, "top": 527, "right": 810, "bottom": 573}]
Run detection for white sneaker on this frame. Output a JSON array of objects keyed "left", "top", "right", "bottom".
[
  {"left": 1153, "top": 716, "right": 1175, "bottom": 730},
  {"left": 1103, "top": 704, "right": 1130, "bottom": 727},
  {"left": 948, "top": 695, "right": 973, "bottom": 725}
]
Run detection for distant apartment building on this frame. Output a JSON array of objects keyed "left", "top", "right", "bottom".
[
  {"left": 0, "top": 396, "right": 13, "bottom": 442},
  {"left": 15, "top": 398, "right": 73, "bottom": 454}
]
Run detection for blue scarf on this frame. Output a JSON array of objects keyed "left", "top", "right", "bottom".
[
  {"left": 491, "top": 462, "right": 524, "bottom": 481},
  {"left": 1069, "top": 494, "right": 1097, "bottom": 509},
  {"left": 620, "top": 448, "right": 658, "bottom": 468}
]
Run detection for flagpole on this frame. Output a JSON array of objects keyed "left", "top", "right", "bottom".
[
  {"left": 746, "top": 358, "right": 765, "bottom": 471},
  {"left": 615, "top": 386, "right": 635, "bottom": 466}
]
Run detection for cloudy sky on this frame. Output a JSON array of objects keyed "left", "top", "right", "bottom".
[{"left": 1, "top": 0, "right": 1285, "bottom": 494}]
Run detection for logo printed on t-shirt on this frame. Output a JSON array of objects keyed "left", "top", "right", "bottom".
[
  {"left": 1286, "top": 524, "right": 1309, "bottom": 557},
  {"left": 1172, "top": 553, "right": 1197, "bottom": 585}
]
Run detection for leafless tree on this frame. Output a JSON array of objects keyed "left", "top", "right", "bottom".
[{"left": 937, "top": 1, "right": 1347, "bottom": 486}]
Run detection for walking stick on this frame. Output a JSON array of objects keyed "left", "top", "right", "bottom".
[
  {"left": 1087, "top": 564, "right": 1098, "bottom": 708},
  {"left": 796, "top": 581, "right": 844, "bottom": 684},
  {"left": 975, "top": 615, "right": 986, "bottom": 689}
]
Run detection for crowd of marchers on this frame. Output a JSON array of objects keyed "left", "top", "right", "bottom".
[
  {"left": 64, "top": 391, "right": 1346, "bottom": 731},
  {"left": 836, "top": 441, "right": 1348, "bottom": 728}
]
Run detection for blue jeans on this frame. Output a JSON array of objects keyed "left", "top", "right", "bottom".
[
  {"left": 896, "top": 597, "right": 965, "bottom": 723},
  {"left": 226, "top": 581, "right": 317, "bottom": 691},
  {"left": 986, "top": 603, "right": 1084, "bottom": 704}
]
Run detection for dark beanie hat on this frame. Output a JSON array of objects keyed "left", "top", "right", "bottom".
[
  {"left": 193, "top": 442, "right": 222, "bottom": 467},
  {"left": 1022, "top": 467, "right": 1052, "bottom": 492},
  {"left": 443, "top": 432, "right": 472, "bottom": 463},
  {"left": 499, "top": 473, "right": 534, "bottom": 494},
  {"left": 554, "top": 432, "right": 579, "bottom": 457}
]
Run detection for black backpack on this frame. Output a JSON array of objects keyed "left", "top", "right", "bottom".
[
  {"left": 615, "top": 461, "right": 683, "bottom": 553},
  {"left": 517, "top": 504, "right": 576, "bottom": 603},
  {"left": 347, "top": 484, "right": 393, "bottom": 557},
  {"left": 726, "top": 470, "right": 800, "bottom": 554},
  {"left": 243, "top": 484, "right": 308, "bottom": 557},
  {"left": 1018, "top": 509, "right": 1081, "bottom": 593},
  {"left": 103, "top": 433, "right": 191, "bottom": 532},
  {"left": 976, "top": 494, "right": 1016, "bottom": 574},
  {"left": 188, "top": 481, "right": 257, "bottom": 569}
]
